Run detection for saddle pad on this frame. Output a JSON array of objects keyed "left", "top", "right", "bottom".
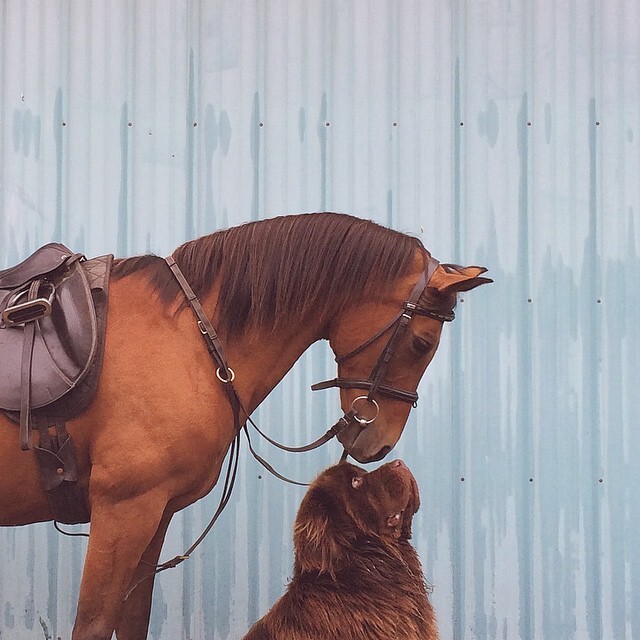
[{"left": 0, "top": 253, "right": 98, "bottom": 411}]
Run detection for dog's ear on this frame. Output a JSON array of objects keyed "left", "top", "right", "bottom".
[{"left": 293, "top": 485, "right": 354, "bottom": 576}]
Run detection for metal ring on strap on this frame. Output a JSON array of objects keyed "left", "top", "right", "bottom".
[
  {"left": 216, "top": 367, "right": 235, "bottom": 383},
  {"left": 350, "top": 396, "right": 380, "bottom": 425}
]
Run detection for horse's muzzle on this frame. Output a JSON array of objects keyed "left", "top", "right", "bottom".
[{"left": 338, "top": 421, "right": 395, "bottom": 464}]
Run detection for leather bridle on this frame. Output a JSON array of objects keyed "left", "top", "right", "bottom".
[
  {"left": 310, "top": 254, "right": 454, "bottom": 431},
  {"left": 166, "top": 250, "right": 456, "bottom": 446},
  {"left": 125, "top": 251, "right": 453, "bottom": 585},
  {"left": 165, "top": 250, "right": 454, "bottom": 460}
]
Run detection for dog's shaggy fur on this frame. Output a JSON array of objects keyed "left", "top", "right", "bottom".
[{"left": 243, "top": 460, "right": 438, "bottom": 640}]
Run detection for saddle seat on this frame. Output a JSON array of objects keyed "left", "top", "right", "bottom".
[
  {"left": 0, "top": 242, "right": 113, "bottom": 523},
  {"left": 0, "top": 244, "right": 95, "bottom": 410}
]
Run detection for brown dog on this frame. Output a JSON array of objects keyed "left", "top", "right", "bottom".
[{"left": 243, "top": 460, "right": 438, "bottom": 640}]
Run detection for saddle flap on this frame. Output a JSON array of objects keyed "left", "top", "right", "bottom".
[
  {"left": 0, "top": 243, "right": 74, "bottom": 289},
  {"left": 0, "top": 256, "right": 99, "bottom": 411}
]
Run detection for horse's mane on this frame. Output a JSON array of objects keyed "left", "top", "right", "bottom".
[{"left": 112, "top": 213, "right": 424, "bottom": 337}]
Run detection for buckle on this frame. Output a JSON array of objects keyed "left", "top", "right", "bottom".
[{"left": 1, "top": 282, "right": 55, "bottom": 327}]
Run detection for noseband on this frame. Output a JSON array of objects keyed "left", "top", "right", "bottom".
[{"left": 310, "top": 254, "right": 454, "bottom": 431}]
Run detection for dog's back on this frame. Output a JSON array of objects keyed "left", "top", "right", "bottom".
[{"left": 245, "top": 541, "right": 436, "bottom": 640}]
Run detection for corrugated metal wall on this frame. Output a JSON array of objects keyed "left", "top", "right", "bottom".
[{"left": 1, "top": 1, "right": 638, "bottom": 638}]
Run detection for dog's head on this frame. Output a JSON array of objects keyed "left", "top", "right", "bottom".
[{"left": 293, "top": 460, "right": 420, "bottom": 575}]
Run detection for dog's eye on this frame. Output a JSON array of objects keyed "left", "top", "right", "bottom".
[
  {"left": 411, "top": 336, "right": 432, "bottom": 355},
  {"left": 352, "top": 476, "right": 364, "bottom": 489}
]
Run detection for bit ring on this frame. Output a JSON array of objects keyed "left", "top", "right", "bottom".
[{"left": 350, "top": 396, "right": 380, "bottom": 425}]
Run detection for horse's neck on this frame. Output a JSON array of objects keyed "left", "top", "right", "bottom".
[
  {"left": 111, "top": 272, "right": 325, "bottom": 408},
  {"left": 172, "top": 280, "right": 326, "bottom": 414},
  {"left": 222, "top": 320, "right": 325, "bottom": 415}
]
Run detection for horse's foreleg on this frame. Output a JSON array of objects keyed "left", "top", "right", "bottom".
[
  {"left": 71, "top": 491, "right": 169, "bottom": 640},
  {"left": 114, "top": 513, "right": 173, "bottom": 640}
]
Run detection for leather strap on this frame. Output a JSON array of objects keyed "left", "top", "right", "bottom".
[
  {"left": 335, "top": 310, "right": 405, "bottom": 364},
  {"left": 137, "top": 249, "right": 449, "bottom": 586},
  {"left": 132, "top": 254, "right": 333, "bottom": 590},
  {"left": 165, "top": 256, "right": 233, "bottom": 380},
  {"left": 312, "top": 254, "right": 444, "bottom": 410},
  {"left": 245, "top": 409, "right": 358, "bottom": 454},
  {"left": 310, "top": 378, "right": 419, "bottom": 405},
  {"left": 366, "top": 305, "right": 414, "bottom": 401},
  {"left": 164, "top": 254, "right": 355, "bottom": 459},
  {"left": 165, "top": 256, "right": 242, "bottom": 433},
  {"left": 19, "top": 280, "right": 41, "bottom": 450}
]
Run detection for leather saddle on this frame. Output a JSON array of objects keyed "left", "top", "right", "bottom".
[{"left": 0, "top": 243, "right": 113, "bottom": 523}]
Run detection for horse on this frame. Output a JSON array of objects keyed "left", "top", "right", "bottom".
[{"left": 0, "top": 212, "right": 490, "bottom": 640}]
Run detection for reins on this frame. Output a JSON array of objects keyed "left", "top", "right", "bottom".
[
  {"left": 166, "top": 255, "right": 353, "bottom": 470},
  {"left": 122, "top": 257, "right": 357, "bottom": 597},
  {"left": 77, "top": 250, "right": 453, "bottom": 600}
]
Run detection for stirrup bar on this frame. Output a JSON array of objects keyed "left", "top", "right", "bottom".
[{"left": 2, "top": 282, "right": 55, "bottom": 327}]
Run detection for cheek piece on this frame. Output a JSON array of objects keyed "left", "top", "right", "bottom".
[{"left": 312, "top": 254, "right": 454, "bottom": 445}]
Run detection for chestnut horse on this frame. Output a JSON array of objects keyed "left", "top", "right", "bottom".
[{"left": 0, "top": 213, "right": 490, "bottom": 639}]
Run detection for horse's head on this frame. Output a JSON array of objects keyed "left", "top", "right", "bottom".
[{"left": 323, "top": 255, "right": 491, "bottom": 463}]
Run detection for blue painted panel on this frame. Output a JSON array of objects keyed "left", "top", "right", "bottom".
[{"left": 1, "top": 1, "right": 639, "bottom": 638}]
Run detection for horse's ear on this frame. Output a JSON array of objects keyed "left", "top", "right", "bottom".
[
  {"left": 293, "top": 486, "right": 350, "bottom": 577},
  {"left": 430, "top": 264, "right": 493, "bottom": 294}
]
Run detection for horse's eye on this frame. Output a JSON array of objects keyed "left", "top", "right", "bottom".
[{"left": 411, "top": 336, "right": 432, "bottom": 355}]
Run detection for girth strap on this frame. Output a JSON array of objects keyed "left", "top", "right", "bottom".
[{"left": 33, "top": 416, "right": 91, "bottom": 524}]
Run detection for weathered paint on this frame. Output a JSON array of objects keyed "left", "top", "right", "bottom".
[{"left": 1, "top": 1, "right": 639, "bottom": 638}]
